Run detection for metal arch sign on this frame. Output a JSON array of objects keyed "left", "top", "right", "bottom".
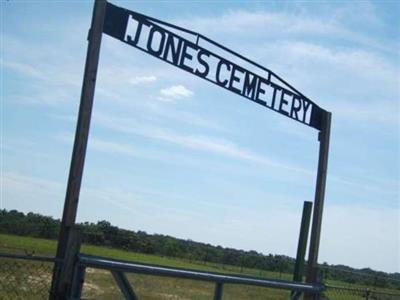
[
  {"left": 52, "top": 1, "right": 331, "bottom": 298},
  {"left": 102, "top": 2, "right": 326, "bottom": 130}
]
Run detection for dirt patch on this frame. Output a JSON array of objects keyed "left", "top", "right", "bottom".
[
  {"left": 154, "top": 292, "right": 190, "bottom": 300},
  {"left": 28, "top": 273, "right": 51, "bottom": 285},
  {"left": 83, "top": 282, "right": 103, "bottom": 295},
  {"left": 86, "top": 268, "right": 109, "bottom": 275}
]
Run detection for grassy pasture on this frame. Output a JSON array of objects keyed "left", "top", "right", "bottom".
[
  {"left": 0, "top": 233, "right": 290, "bottom": 278},
  {"left": 1, "top": 234, "right": 397, "bottom": 299},
  {"left": 0, "top": 234, "right": 293, "bottom": 299}
]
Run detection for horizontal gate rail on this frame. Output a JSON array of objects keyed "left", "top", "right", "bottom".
[
  {"left": 0, "top": 252, "right": 60, "bottom": 263},
  {"left": 78, "top": 254, "right": 324, "bottom": 294}
]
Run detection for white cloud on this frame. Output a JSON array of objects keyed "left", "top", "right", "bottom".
[
  {"left": 148, "top": 106, "right": 224, "bottom": 131},
  {"left": 183, "top": 10, "right": 339, "bottom": 37},
  {"left": 91, "top": 113, "right": 398, "bottom": 204},
  {"left": 2, "top": 34, "right": 83, "bottom": 105},
  {"left": 329, "top": 173, "right": 399, "bottom": 199},
  {"left": 54, "top": 133, "right": 222, "bottom": 171},
  {"left": 159, "top": 85, "right": 193, "bottom": 100},
  {"left": 331, "top": 99, "right": 400, "bottom": 126},
  {"left": 175, "top": 5, "right": 397, "bottom": 54},
  {"left": 1, "top": 60, "right": 45, "bottom": 80},
  {"left": 171, "top": 11, "right": 399, "bottom": 128},
  {"left": 129, "top": 75, "right": 157, "bottom": 85},
  {"left": 89, "top": 138, "right": 143, "bottom": 157},
  {"left": 245, "top": 40, "right": 399, "bottom": 127},
  {"left": 1, "top": 171, "right": 210, "bottom": 237},
  {"left": 92, "top": 113, "right": 312, "bottom": 176}
]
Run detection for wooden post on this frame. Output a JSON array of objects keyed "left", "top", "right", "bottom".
[
  {"left": 305, "top": 112, "right": 331, "bottom": 299},
  {"left": 49, "top": 1, "right": 107, "bottom": 299}
]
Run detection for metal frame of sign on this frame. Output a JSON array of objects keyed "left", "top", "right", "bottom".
[{"left": 50, "top": 1, "right": 331, "bottom": 298}]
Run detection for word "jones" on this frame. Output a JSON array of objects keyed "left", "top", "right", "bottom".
[{"left": 103, "top": 3, "right": 325, "bottom": 130}]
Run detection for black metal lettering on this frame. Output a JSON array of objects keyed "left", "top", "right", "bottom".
[
  {"left": 216, "top": 60, "right": 230, "bottom": 87},
  {"left": 229, "top": 65, "right": 244, "bottom": 94},
  {"left": 279, "top": 90, "right": 290, "bottom": 116},
  {"left": 290, "top": 95, "right": 302, "bottom": 120},
  {"left": 303, "top": 100, "right": 312, "bottom": 123},
  {"left": 104, "top": 4, "right": 326, "bottom": 130},
  {"left": 125, "top": 16, "right": 143, "bottom": 46},
  {"left": 255, "top": 77, "right": 268, "bottom": 106},
  {"left": 179, "top": 42, "right": 196, "bottom": 73},
  {"left": 271, "top": 86, "right": 281, "bottom": 110},
  {"left": 147, "top": 26, "right": 166, "bottom": 56},
  {"left": 195, "top": 50, "right": 210, "bottom": 78},
  {"left": 243, "top": 72, "right": 258, "bottom": 99},
  {"left": 162, "top": 34, "right": 183, "bottom": 65}
]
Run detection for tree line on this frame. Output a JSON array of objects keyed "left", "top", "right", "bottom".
[{"left": 0, "top": 209, "right": 398, "bottom": 289}]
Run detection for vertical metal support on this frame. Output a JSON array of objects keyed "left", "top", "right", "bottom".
[
  {"left": 52, "top": 229, "right": 82, "bottom": 299},
  {"left": 111, "top": 271, "right": 139, "bottom": 300},
  {"left": 305, "top": 112, "right": 331, "bottom": 299},
  {"left": 214, "top": 282, "right": 223, "bottom": 300},
  {"left": 70, "top": 263, "right": 86, "bottom": 299},
  {"left": 365, "top": 288, "right": 370, "bottom": 300},
  {"left": 293, "top": 201, "right": 312, "bottom": 282},
  {"left": 50, "top": 1, "right": 107, "bottom": 299}
]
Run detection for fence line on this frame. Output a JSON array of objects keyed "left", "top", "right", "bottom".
[
  {"left": 1, "top": 252, "right": 399, "bottom": 300},
  {"left": 325, "top": 284, "right": 400, "bottom": 300},
  {"left": 0, "top": 252, "right": 59, "bottom": 262},
  {"left": 319, "top": 264, "right": 400, "bottom": 284},
  {"left": 0, "top": 253, "right": 57, "bottom": 300}
]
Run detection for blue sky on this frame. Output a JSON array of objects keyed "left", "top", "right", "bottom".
[{"left": 1, "top": 0, "right": 399, "bottom": 273}]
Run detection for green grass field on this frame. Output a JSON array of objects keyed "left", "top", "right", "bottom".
[
  {"left": 1, "top": 234, "right": 398, "bottom": 299},
  {"left": 0, "top": 233, "right": 290, "bottom": 279},
  {"left": 0, "top": 233, "right": 292, "bottom": 299}
]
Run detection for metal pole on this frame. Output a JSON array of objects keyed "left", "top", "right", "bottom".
[
  {"left": 365, "top": 288, "right": 370, "bottom": 300},
  {"left": 293, "top": 201, "right": 312, "bottom": 282},
  {"left": 305, "top": 112, "right": 331, "bottom": 297},
  {"left": 50, "top": 1, "right": 107, "bottom": 299},
  {"left": 214, "top": 282, "right": 224, "bottom": 300},
  {"left": 70, "top": 264, "right": 86, "bottom": 299}
]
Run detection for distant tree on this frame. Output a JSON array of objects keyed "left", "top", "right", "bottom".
[{"left": 1, "top": 209, "right": 399, "bottom": 290}]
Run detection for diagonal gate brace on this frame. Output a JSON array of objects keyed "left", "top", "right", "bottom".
[{"left": 111, "top": 270, "right": 139, "bottom": 300}]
